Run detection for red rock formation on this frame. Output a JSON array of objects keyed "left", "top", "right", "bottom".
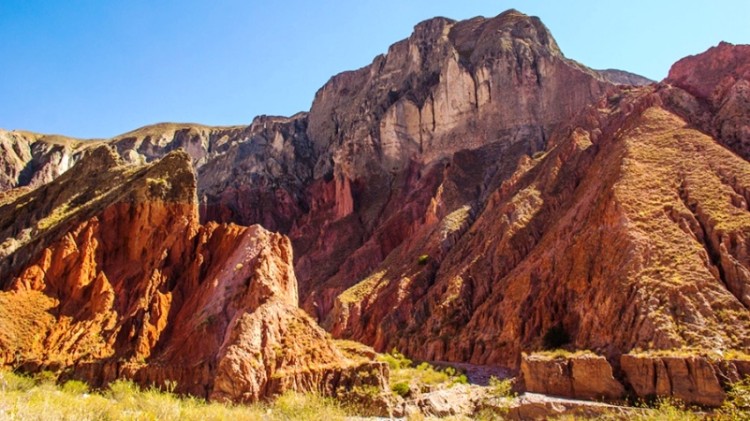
[
  {"left": 520, "top": 351, "right": 750, "bottom": 407},
  {"left": 520, "top": 353, "right": 624, "bottom": 400},
  {"left": 2, "top": 10, "right": 749, "bottom": 391},
  {"left": 0, "top": 146, "right": 386, "bottom": 402},
  {"left": 622, "top": 355, "right": 721, "bottom": 406},
  {"left": 664, "top": 42, "right": 750, "bottom": 160},
  {"left": 327, "top": 84, "right": 750, "bottom": 368}
]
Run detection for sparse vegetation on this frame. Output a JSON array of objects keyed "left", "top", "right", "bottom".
[
  {"left": 338, "top": 270, "right": 387, "bottom": 304},
  {"left": 487, "top": 376, "right": 515, "bottom": 399},
  {"left": 378, "top": 349, "right": 467, "bottom": 396},
  {"left": 0, "top": 369, "right": 349, "bottom": 420},
  {"left": 720, "top": 376, "right": 750, "bottom": 419},
  {"left": 417, "top": 254, "right": 430, "bottom": 265},
  {"left": 391, "top": 381, "right": 410, "bottom": 397},
  {"left": 630, "top": 398, "right": 703, "bottom": 421},
  {"left": 625, "top": 347, "right": 750, "bottom": 363},
  {"left": 532, "top": 349, "right": 596, "bottom": 360}
]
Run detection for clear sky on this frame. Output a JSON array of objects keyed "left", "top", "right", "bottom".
[{"left": 1, "top": 0, "right": 748, "bottom": 139}]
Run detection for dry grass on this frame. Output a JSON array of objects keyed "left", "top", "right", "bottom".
[
  {"left": 0, "top": 291, "right": 56, "bottom": 361},
  {"left": 613, "top": 105, "right": 750, "bottom": 348},
  {"left": 338, "top": 269, "right": 387, "bottom": 304},
  {"left": 0, "top": 370, "right": 349, "bottom": 421},
  {"left": 527, "top": 349, "right": 597, "bottom": 360},
  {"left": 626, "top": 347, "right": 750, "bottom": 362},
  {"left": 378, "top": 350, "right": 467, "bottom": 396}
]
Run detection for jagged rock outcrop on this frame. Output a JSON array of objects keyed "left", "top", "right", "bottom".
[
  {"left": 620, "top": 354, "right": 750, "bottom": 407},
  {"left": 0, "top": 116, "right": 314, "bottom": 234},
  {"left": 294, "top": 9, "right": 624, "bottom": 318},
  {"left": 520, "top": 351, "right": 750, "bottom": 407},
  {"left": 663, "top": 42, "right": 750, "bottom": 160},
  {"left": 0, "top": 146, "right": 386, "bottom": 402},
  {"left": 520, "top": 353, "right": 625, "bottom": 400},
  {"left": 0, "top": 129, "right": 88, "bottom": 191},
  {"left": 597, "top": 69, "right": 654, "bottom": 86}
]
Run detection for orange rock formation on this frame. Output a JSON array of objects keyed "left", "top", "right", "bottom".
[{"left": 0, "top": 146, "right": 386, "bottom": 401}]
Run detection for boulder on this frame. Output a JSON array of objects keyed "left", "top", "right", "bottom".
[{"left": 521, "top": 353, "right": 625, "bottom": 400}]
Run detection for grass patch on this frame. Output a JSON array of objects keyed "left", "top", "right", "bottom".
[
  {"left": 338, "top": 270, "right": 387, "bottom": 304},
  {"left": 530, "top": 349, "right": 597, "bottom": 360},
  {"left": 626, "top": 347, "right": 750, "bottom": 362},
  {"left": 0, "top": 369, "right": 349, "bottom": 420},
  {"left": 630, "top": 398, "right": 703, "bottom": 421},
  {"left": 377, "top": 349, "right": 467, "bottom": 395}
]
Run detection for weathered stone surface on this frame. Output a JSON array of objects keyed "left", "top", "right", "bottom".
[
  {"left": 621, "top": 355, "right": 729, "bottom": 407},
  {"left": 664, "top": 42, "right": 750, "bottom": 160},
  {"left": 520, "top": 354, "right": 624, "bottom": 400},
  {"left": 504, "top": 393, "right": 644, "bottom": 420},
  {"left": 409, "top": 383, "right": 481, "bottom": 417},
  {"left": 0, "top": 129, "right": 85, "bottom": 191},
  {"left": 596, "top": 69, "right": 654, "bottom": 86}
]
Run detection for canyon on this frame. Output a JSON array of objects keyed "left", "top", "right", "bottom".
[{"left": 1, "top": 7, "right": 750, "bottom": 415}]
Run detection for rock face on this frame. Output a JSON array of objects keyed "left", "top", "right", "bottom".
[
  {"left": 520, "top": 354, "right": 624, "bottom": 400},
  {"left": 620, "top": 354, "right": 750, "bottom": 407},
  {"left": 2, "top": 8, "right": 749, "bottom": 380},
  {"left": 520, "top": 351, "right": 750, "bottom": 407},
  {"left": 0, "top": 146, "right": 386, "bottom": 402},
  {"left": 596, "top": 69, "right": 654, "bottom": 86},
  {"left": 328, "top": 82, "right": 750, "bottom": 367},
  {"left": 0, "top": 129, "right": 87, "bottom": 191},
  {"left": 664, "top": 42, "right": 750, "bottom": 160}
]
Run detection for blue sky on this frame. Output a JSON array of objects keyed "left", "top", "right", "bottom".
[{"left": 1, "top": 1, "right": 748, "bottom": 139}]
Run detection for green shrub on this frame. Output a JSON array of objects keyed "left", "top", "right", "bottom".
[
  {"left": 107, "top": 379, "right": 141, "bottom": 401},
  {"left": 0, "top": 370, "right": 35, "bottom": 392},
  {"left": 378, "top": 349, "right": 412, "bottom": 370},
  {"left": 417, "top": 254, "right": 429, "bottom": 265},
  {"left": 720, "top": 375, "right": 750, "bottom": 418},
  {"left": 33, "top": 370, "right": 58, "bottom": 385},
  {"left": 488, "top": 376, "right": 514, "bottom": 398},
  {"left": 391, "top": 382, "right": 410, "bottom": 397},
  {"left": 632, "top": 398, "right": 702, "bottom": 421},
  {"left": 61, "top": 379, "right": 89, "bottom": 394},
  {"left": 542, "top": 325, "right": 570, "bottom": 349}
]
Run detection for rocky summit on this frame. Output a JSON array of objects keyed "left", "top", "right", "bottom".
[{"left": 1, "top": 7, "right": 750, "bottom": 416}]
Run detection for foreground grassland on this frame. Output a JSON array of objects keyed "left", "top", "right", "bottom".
[
  {"left": 3, "top": 367, "right": 750, "bottom": 420},
  {"left": 0, "top": 370, "right": 348, "bottom": 421}
]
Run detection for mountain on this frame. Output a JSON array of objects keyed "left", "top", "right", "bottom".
[
  {"left": 1, "top": 8, "right": 749, "bottom": 406},
  {"left": 0, "top": 146, "right": 386, "bottom": 402}
]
